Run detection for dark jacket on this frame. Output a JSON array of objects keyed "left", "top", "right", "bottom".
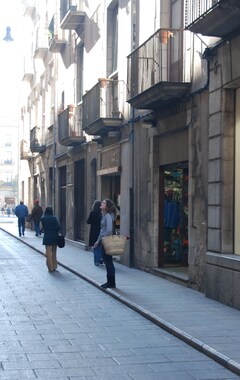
[
  {"left": 87, "top": 210, "right": 102, "bottom": 246},
  {"left": 15, "top": 203, "right": 28, "bottom": 218},
  {"left": 40, "top": 213, "right": 61, "bottom": 245},
  {"left": 31, "top": 204, "right": 43, "bottom": 223}
]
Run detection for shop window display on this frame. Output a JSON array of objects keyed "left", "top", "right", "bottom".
[{"left": 163, "top": 168, "right": 188, "bottom": 265}]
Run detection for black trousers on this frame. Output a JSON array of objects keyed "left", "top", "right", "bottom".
[{"left": 101, "top": 245, "right": 115, "bottom": 277}]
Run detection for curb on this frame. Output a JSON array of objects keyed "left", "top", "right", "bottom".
[{"left": 1, "top": 227, "right": 240, "bottom": 377}]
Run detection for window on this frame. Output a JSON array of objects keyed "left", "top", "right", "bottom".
[
  {"left": 4, "top": 151, "right": 12, "bottom": 164},
  {"left": 107, "top": 2, "right": 118, "bottom": 76},
  {"left": 172, "top": 0, "right": 183, "bottom": 28},
  {"left": 3, "top": 172, "right": 12, "bottom": 183},
  {"left": 5, "top": 135, "right": 11, "bottom": 147},
  {"left": 76, "top": 44, "right": 84, "bottom": 103}
]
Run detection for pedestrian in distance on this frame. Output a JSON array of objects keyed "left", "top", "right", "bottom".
[
  {"left": 6, "top": 207, "right": 11, "bottom": 217},
  {"left": 14, "top": 201, "right": 29, "bottom": 237},
  {"left": 87, "top": 200, "right": 103, "bottom": 266},
  {"left": 40, "top": 207, "right": 61, "bottom": 273},
  {"left": 94, "top": 199, "right": 117, "bottom": 289},
  {"left": 31, "top": 199, "right": 43, "bottom": 236}
]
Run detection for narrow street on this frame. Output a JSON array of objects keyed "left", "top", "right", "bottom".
[{"left": 0, "top": 229, "right": 238, "bottom": 380}]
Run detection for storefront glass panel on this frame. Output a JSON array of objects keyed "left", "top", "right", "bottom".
[{"left": 162, "top": 166, "right": 188, "bottom": 265}]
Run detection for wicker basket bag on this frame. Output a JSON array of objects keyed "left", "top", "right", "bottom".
[{"left": 102, "top": 235, "right": 127, "bottom": 256}]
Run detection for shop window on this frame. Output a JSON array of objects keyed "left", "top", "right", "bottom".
[{"left": 160, "top": 166, "right": 188, "bottom": 266}]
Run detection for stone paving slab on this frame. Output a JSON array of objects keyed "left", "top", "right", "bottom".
[
  {"left": 1, "top": 218, "right": 240, "bottom": 377},
  {"left": 0, "top": 228, "right": 238, "bottom": 379}
]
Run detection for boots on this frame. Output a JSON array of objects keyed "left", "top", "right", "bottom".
[{"left": 101, "top": 275, "right": 116, "bottom": 289}]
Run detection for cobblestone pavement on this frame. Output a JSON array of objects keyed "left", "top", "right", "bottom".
[{"left": 0, "top": 219, "right": 240, "bottom": 379}]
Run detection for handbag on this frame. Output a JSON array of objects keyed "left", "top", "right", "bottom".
[
  {"left": 26, "top": 214, "right": 32, "bottom": 222},
  {"left": 102, "top": 234, "right": 127, "bottom": 256},
  {"left": 57, "top": 234, "right": 65, "bottom": 248}
]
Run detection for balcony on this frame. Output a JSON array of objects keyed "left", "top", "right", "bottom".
[
  {"left": 58, "top": 104, "right": 86, "bottom": 146},
  {"left": 60, "top": 0, "right": 85, "bottom": 34},
  {"left": 49, "top": 33, "right": 67, "bottom": 53},
  {"left": 23, "top": 0, "right": 35, "bottom": 17},
  {"left": 34, "top": 27, "right": 49, "bottom": 59},
  {"left": 30, "top": 127, "right": 46, "bottom": 153},
  {"left": 49, "top": 15, "right": 67, "bottom": 53},
  {"left": 186, "top": 0, "right": 240, "bottom": 38},
  {"left": 82, "top": 79, "right": 124, "bottom": 136},
  {"left": 127, "top": 29, "right": 191, "bottom": 110},
  {"left": 20, "top": 139, "right": 31, "bottom": 160},
  {"left": 22, "top": 57, "right": 34, "bottom": 82}
]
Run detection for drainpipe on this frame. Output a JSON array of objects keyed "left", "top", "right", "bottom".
[
  {"left": 52, "top": 58, "right": 58, "bottom": 213},
  {"left": 129, "top": 0, "right": 139, "bottom": 268},
  {"left": 52, "top": 114, "right": 56, "bottom": 212},
  {"left": 129, "top": 106, "right": 135, "bottom": 268}
]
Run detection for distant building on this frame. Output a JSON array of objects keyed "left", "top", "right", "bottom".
[{"left": 0, "top": 123, "right": 18, "bottom": 209}]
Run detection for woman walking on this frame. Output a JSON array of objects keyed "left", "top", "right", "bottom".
[
  {"left": 40, "top": 207, "right": 61, "bottom": 272},
  {"left": 87, "top": 200, "right": 103, "bottom": 266},
  {"left": 94, "top": 199, "right": 117, "bottom": 288}
]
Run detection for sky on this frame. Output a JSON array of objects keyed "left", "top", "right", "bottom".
[{"left": 0, "top": 0, "right": 23, "bottom": 125}]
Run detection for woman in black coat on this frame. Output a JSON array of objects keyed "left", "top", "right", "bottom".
[
  {"left": 87, "top": 200, "right": 103, "bottom": 265},
  {"left": 40, "top": 207, "right": 61, "bottom": 272}
]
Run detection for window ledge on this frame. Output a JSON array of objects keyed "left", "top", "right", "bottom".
[{"left": 206, "top": 251, "right": 240, "bottom": 271}]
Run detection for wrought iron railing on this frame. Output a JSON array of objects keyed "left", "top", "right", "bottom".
[
  {"left": 58, "top": 104, "right": 83, "bottom": 141},
  {"left": 30, "top": 127, "right": 45, "bottom": 151},
  {"left": 127, "top": 28, "right": 190, "bottom": 100},
  {"left": 34, "top": 26, "right": 49, "bottom": 51},
  {"left": 23, "top": 0, "right": 35, "bottom": 17},
  {"left": 185, "top": 0, "right": 219, "bottom": 26},
  {"left": 82, "top": 79, "right": 123, "bottom": 129},
  {"left": 48, "top": 14, "right": 66, "bottom": 50},
  {"left": 22, "top": 57, "right": 34, "bottom": 81},
  {"left": 20, "top": 139, "right": 31, "bottom": 159},
  {"left": 60, "top": 0, "right": 84, "bottom": 23}
]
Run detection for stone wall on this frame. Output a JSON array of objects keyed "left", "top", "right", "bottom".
[{"left": 205, "top": 36, "right": 240, "bottom": 309}]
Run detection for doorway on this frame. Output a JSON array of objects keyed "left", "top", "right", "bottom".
[
  {"left": 101, "top": 174, "right": 121, "bottom": 230},
  {"left": 159, "top": 163, "right": 188, "bottom": 267},
  {"left": 74, "top": 159, "right": 85, "bottom": 241}
]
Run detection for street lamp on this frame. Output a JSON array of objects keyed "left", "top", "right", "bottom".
[{"left": 3, "top": 26, "right": 14, "bottom": 42}]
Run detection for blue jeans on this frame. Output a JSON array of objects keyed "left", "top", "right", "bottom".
[
  {"left": 93, "top": 246, "right": 103, "bottom": 265},
  {"left": 34, "top": 221, "right": 41, "bottom": 236},
  {"left": 101, "top": 245, "right": 115, "bottom": 277},
  {"left": 18, "top": 217, "right": 26, "bottom": 235}
]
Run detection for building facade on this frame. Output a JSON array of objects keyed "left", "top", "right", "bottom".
[
  {"left": 186, "top": 0, "right": 240, "bottom": 309},
  {"left": 19, "top": 0, "right": 240, "bottom": 309}
]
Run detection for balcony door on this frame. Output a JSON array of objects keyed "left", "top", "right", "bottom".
[
  {"left": 170, "top": 0, "right": 184, "bottom": 81},
  {"left": 107, "top": 2, "right": 118, "bottom": 76}
]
